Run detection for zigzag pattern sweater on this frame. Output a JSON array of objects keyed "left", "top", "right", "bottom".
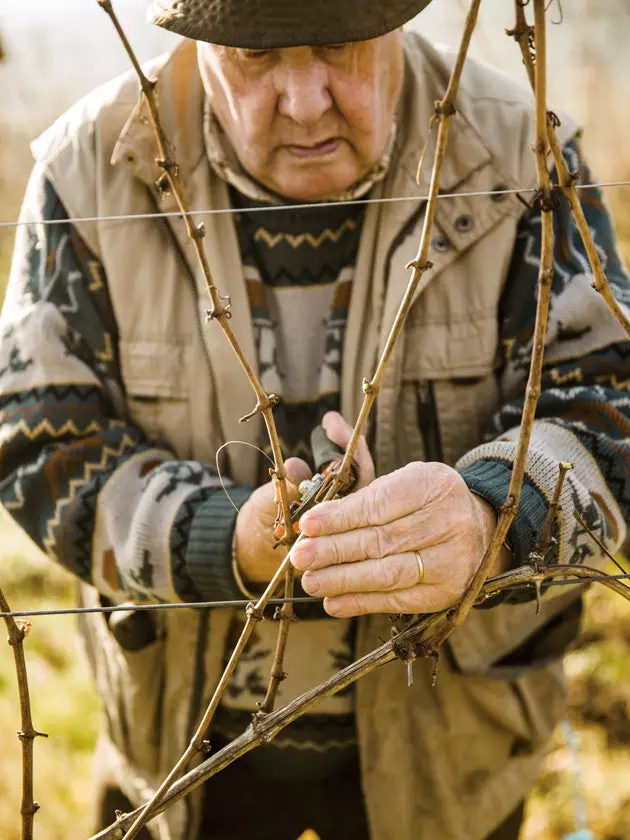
[{"left": 1, "top": 142, "right": 630, "bottom": 790}]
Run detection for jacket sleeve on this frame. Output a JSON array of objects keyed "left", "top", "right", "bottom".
[
  {"left": 0, "top": 168, "right": 253, "bottom": 605},
  {"left": 457, "top": 140, "right": 630, "bottom": 601}
]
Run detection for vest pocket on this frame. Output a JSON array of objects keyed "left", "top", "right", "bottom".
[
  {"left": 395, "top": 380, "right": 444, "bottom": 466},
  {"left": 100, "top": 607, "right": 166, "bottom": 777},
  {"left": 398, "top": 369, "right": 498, "bottom": 469},
  {"left": 120, "top": 340, "right": 193, "bottom": 459},
  {"left": 416, "top": 381, "right": 443, "bottom": 462},
  {"left": 126, "top": 394, "right": 192, "bottom": 459}
]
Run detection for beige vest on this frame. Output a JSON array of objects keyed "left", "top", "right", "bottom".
[{"left": 33, "top": 34, "right": 580, "bottom": 840}]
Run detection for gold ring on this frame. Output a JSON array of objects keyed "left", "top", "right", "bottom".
[{"left": 414, "top": 551, "right": 425, "bottom": 585}]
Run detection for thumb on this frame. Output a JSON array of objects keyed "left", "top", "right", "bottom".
[
  {"left": 284, "top": 457, "right": 312, "bottom": 488},
  {"left": 321, "top": 411, "right": 375, "bottom": 489}
]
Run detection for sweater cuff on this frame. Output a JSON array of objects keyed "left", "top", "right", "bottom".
[
  {"left": 185, "top": 486, "right": 254, "bottom": 601},
  {"left": 459, "top": 459, "right": 550, "bottom": 566}
]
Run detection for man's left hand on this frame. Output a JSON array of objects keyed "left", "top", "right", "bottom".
[{"left": 291, "top": 419, "right": 510, "bottom": 617}]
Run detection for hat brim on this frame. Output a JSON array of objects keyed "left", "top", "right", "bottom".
[{"left": 149, "top": 0, "right": 433, "bottom": 49}]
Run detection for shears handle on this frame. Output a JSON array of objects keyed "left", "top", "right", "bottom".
[{"left": 273, "top": 424, "right": 359, "bottom": 542}]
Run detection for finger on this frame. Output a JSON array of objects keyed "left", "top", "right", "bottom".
[
  {"left": 323, "top": 583, "right": 460, "bottom": 618},
  {"left": 292, "top": 509, "right": 426, "bottom": 570},
  {"left": 321, "top": 411, "right": 375, "bottom": 489},
  {"left": 299, "top": 463, "right": 429, "bottom": 537},
  {"left": 301, "top": 552, "right": 425, "bottom": 597},
  {"left": 284, "top": 457, "right": 312, "bottom": 487},
  {"left": 254, "top": 462, "right": 305, "bottom": 519}
]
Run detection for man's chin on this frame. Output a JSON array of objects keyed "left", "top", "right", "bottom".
[{"left": 270, "top": 169, "right": 363, "bottom": 203}]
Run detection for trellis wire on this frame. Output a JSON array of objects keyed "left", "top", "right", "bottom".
[
  {"left": 1, "top": 572, "right": 628, "bottom": 619},
  {"left": 1, "top": 179, "right": 630, "bottom": 229}
]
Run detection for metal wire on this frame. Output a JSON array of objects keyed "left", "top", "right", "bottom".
[
  {"left": 1, "top": 573, "right": 628, "bottom": 619},
  {"left": 2, "top": 179, "right": 630, "bottom": 230},
  {"left": 0, "top": 596, "right": 319, "bottom": 619}
]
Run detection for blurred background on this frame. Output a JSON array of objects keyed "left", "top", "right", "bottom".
[{"left": 0, "top": 0, "right": 629, "bottom": 837}]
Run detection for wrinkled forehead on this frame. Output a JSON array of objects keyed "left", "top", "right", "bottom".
[{"left": 148, "top": 0, "right": 433, "bottom": 49}]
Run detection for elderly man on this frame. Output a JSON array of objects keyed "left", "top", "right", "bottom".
[{"left": 2, "top": 0, "right": 629, "bottom": 838}]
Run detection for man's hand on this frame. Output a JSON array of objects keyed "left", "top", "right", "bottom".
[
  {"left": 234, "top": 411, "right": 374, "bottom": 584},
  {"left": 234, "top": 457, "right": 311, "bottom": 584},
  {"left": 291, "top": 460, "right": 511, "bottom": 617}
]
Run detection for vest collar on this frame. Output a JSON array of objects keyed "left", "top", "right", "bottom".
[{"left": 111, "top": 41, "right": 206, "bottom": 191}]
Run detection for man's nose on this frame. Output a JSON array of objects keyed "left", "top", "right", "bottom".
[{"left": 277, "top": 63, "right": 333, "bottom": 127}]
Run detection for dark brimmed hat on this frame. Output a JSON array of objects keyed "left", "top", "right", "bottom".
[{"left": 149, "top": 0, "right": 434, "bottom": 49}]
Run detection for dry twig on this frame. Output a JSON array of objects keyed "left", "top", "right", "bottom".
[
  {"left": 535, "top": 461, "right": 572, "bottom": 559},
  {"left": 258, "top": 566, "right": 295, "bottom": 713},
  {"left": 96, "top": 1, "right": 300, "bottom": 836},
  {"left": 91, "top": 560, "right": 630, "bottom": 840},
  {"left": 509, "top": 0, "right": 630, "bottom": 337},
  {"left": 323, "top": 0, "right": 483, "bottom": 500},
  {"left": 411, "top": 0, "right": 557, "bottom": 661},
  {"left": 0, "top": 585, "right": 47, "bottom": 840},
  {"left": 85, "top": 1, "right": 630, "bottom": 837}
]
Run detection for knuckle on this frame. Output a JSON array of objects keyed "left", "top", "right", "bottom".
[
  {"left": 327, "top": 537, "right": 345, "bottom": 567},
  {"left": 347, "top": 594, "right": 367, "bottom": 615},
  {"left": 388, "top": 591, "right": 413, "bottom": 613},
  {"left": 407, "top": 461, "right": 426, "bottom": 480},
  {"left": 364, "top": 485, "right": 388, "bottom": 525},
  {"left": 363, "top": 525, "right": 388, "bottom": 560},
  {"left": 339, "top": 566, "right": 358, "bottom": 594},
  {"left": 383, "top": 557, "right": 406, "bottom": 590}
]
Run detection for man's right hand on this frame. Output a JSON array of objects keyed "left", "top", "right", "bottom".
[
  {"left": 234, "top": 457, "right": 313, "bottom": 585},
  {"left": 233, "top": 411, "right": 375, "bottom": 585}
]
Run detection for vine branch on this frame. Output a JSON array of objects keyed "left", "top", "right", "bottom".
[
  {"left": 87, "top": 1, "right": 630, "bottom": 838},
  {"left": 323, "top": 0, "right": 483, "bottom": 501},
  {"left": 96, "top": 1, "right": 299, "bottom": 836},
  {"left": 409, "top": 0, "right": 557, "bottom": 662},
  {"left": 509, "top": 0, "right": 630, "bottom": 337},
  {"left": 91, "top": 561, "right": 630, "bottom": 840},
  {"left": 0, "top": 585, "right": 47, "bottom": 840}
]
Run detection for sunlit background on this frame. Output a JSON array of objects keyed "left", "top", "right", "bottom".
[{"left": 0, "top": 1, "right": 629, "bottom": 838}]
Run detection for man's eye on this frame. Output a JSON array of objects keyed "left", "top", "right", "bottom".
[{"left": 242, "top": 49, "right": 271, "bottom": 60}]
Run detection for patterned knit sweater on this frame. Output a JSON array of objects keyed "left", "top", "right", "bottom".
[{"left": 1, "top": 141, "right": 630, "bottom": 792}]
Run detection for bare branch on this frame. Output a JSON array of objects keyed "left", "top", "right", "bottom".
[
  {"left": 547, "top": 128, "right": 630, "bottom": 336},
  {"left": 573, "top": 510, "right": 628, "bottom": 577},
  {"left": 509, "top": 0, "right": 630, "bottom": 338},
  {"left": 91, "top": 561, "right": 630, "bottom": 840},
  {"left": 0, "top": 585, "right": 47, "bottom": 840},
  {"left": 258, "top": 566, "right": 295, "bottom": 713},
  {"left": 535, "top": 461, "right": 572, "bottom": 559},
  {"left": 415, "top": 0, "right": 557, "bottom": 655},
  {"left": 95, "top": 2, "right": 301, "bottom": 836},
  {"left": 324, "top": 0, "right": 484, "bottom": 499}
]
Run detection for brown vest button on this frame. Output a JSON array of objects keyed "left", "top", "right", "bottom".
[
  {"left": 454, "top": 214, "right": 474, "bottom": 233},
  {"left": 431, "top": 234, "right": 451, "bottom": 253}
]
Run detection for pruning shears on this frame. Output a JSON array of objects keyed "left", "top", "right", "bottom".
[{"left": 273, "top": 424, "right": 359, "bottom": 543}]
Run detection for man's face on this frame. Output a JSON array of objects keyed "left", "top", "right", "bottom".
[{"left": 197, "top": 32, "right": 404, "bottom": 201}]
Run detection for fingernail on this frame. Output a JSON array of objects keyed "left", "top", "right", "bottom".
[
  {"left": 291, "top": 542, "right": 313, "bottom": 570},
  {"left": 299, "top": 513, "right": 321, "bottom": 536},
  {"left": 323, "top": 598, "right": 339, "bottom": 616},
  {"left": 301, "top": 572, "right": 319, "bottom": 595}
]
